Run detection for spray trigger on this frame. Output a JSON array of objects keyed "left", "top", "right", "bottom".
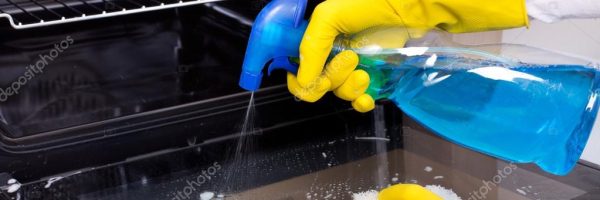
[{"left": 268, "top": 57, "right": 299, "bottom": 76}]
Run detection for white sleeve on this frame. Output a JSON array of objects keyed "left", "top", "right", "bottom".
[{"left": 527, "top": 0, "right": 600, "bottom": 23}]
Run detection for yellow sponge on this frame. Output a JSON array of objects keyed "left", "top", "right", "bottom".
[{"left": 378, "top": 184, "right": 443, "bottom": 200}]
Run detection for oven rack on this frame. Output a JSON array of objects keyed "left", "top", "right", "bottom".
[{"left": 0, "top": 0, "right": 223, "bottom": 29}]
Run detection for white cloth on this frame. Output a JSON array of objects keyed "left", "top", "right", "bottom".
[{"left": 527, "top": 0, "right": 600, "bottom": 23}]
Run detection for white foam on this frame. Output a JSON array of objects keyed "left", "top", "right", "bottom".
[
  {"left": 200, "top": 191, "right": 215, "bottom": 200},
  {"left": 425, "top": 185, "right": 462, "bottom": 200},
  {"left": 7, "top": 183, "right": 20, "bottom": 193},
  {"left": 352, "top": 190, "right": 378, "bottom": 200},
  {"left": 424, "top": 166, "right": 433, "bottom": 172}
]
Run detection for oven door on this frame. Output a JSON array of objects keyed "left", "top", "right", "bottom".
[{"left": 1, "top": 1, "right": 599, "bottom": 200}]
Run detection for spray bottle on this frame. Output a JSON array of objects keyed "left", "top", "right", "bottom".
[{"left": 238, "top": 0, "right": 600, "bottom": 175}]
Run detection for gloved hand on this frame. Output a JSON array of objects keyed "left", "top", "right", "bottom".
[{"left": 288, "top": 0, "right": 529, "bottom": 113}]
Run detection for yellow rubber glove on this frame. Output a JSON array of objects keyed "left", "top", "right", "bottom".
[
  {"left": 287, "top": 0, "right": 529, "bottom": 113},
  {"left": 379, "top": 184, "right": 443, "bottom": 200}
]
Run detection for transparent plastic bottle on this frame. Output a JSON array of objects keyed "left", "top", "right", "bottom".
[{"left": 332, "top": 27, "right": 600, "bottom": 175}]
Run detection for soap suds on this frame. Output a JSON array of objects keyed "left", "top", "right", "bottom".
[
  {"left": 425, "top": 185, "right": 462, "bottom": 200},
  {"left": 200, "top": 191, "right": 215, "bottom": 200},
  {"left": 352, "top": 190, "right": 378, "bottom": 200},
  {"left": 516, "top": 188, "right": 527, "bottom": 195},
  {"left": 433, "top": 176, "right": 444, "bottom": 179},
  {"left": 5, "top": 179, "right": 20, "bottom": 193},
  {"left": 424, "top": 166, "right": 433, "bottom": 172},
  {"left": 7, "top": 183, "right": 20, "bottom": 193}
]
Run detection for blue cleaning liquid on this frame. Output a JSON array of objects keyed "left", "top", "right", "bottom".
[{"left": 369, "top": 55, "right": 600, "bottom": 175}]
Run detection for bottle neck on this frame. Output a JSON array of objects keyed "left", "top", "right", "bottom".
[
  {"left": 331, "top": 35, "right": 350, "bottom": 57},
  {"left": 330, "top": 35, "right": 391, "bottom": 100}
]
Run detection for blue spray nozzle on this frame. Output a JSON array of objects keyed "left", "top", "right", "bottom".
[{"left": 239, "top": 0, "right": 308, "bottom": 91}]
